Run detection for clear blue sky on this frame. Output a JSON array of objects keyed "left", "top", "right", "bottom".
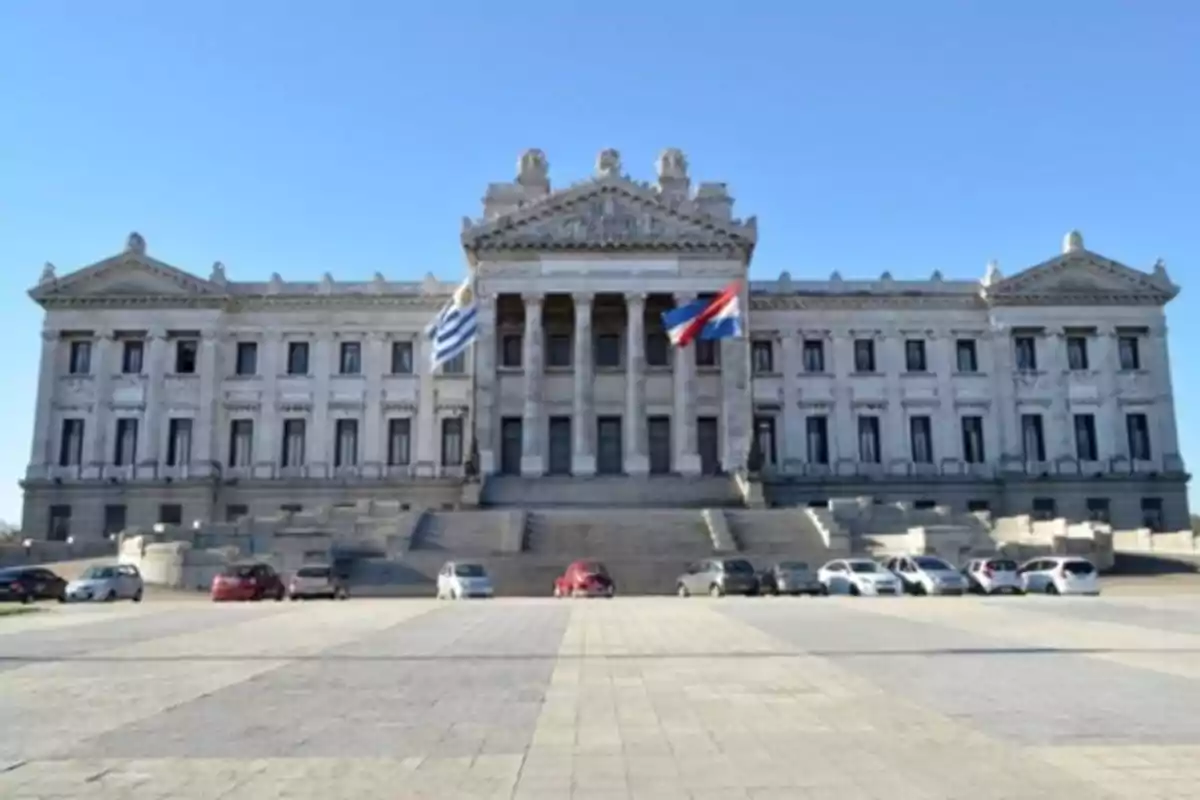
[{"left": 2, "top": 1, "right": 1197, "bottom": 524}]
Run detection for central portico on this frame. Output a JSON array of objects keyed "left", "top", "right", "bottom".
[{"left": 460, "top": 148, "right": 759, "bottom": 479}]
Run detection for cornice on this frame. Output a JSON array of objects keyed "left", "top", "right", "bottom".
[
  {"left": 38, "top": 294, "right": 451, "bottom": 312},
  {"left": 751, "top": 294, "right": 987, "bottom": 311}
]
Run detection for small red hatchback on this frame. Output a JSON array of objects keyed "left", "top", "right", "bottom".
[
  {"left": 553, "top": 560, "right": 615, "bottom": 598},
  {"left": 211, "top": 562, "right": 286, "bottom": 602}
]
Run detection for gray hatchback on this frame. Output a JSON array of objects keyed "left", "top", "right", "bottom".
[{"left": 677, "top": 558, "right": 759, "bottom": 597}]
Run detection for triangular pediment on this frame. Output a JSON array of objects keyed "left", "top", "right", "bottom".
[
  {"left": 461, "top": 177, "right": 757, "bottom": 256},
  {"left": 986, "top": 251, "right": 1178, "bottom": 307},
  {"left": 30, "top": 252, "right": 221, "bottom": 305}
]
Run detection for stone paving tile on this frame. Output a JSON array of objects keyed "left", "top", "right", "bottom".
[{"left": 1008, "top": 595, "right": 1200, "bottom": 637}]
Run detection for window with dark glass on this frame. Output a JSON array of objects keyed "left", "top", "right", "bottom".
[
  {"left": 1073, "top": 414, "right": 1097, "bottom": 461},
  {"left": 857, "top": 416, "right": 881, "bottom": 463},
  {"left": 387, "top": 418, "right": 411, "bottom": 465},
  {"left": 1066, "top": 336, "right": 1089, "bottom": 370},
  {"left": 806, "top": 416, "right": 829, "bottom": 464},
  {"left": 1086, "top": 497, "right": 1111, "bottom": 523},
  {"left": 104, "top": 504, "right": 127, "bottom": 535},
  {"left": 334, "top": 419, "right": 359, "bottom": 467},
  {"left": 442, "top": 352, "right": 466, "bottom": 374},
  {"left": 955, "top": 339, "right": 978, "bottom": 373},
  {"left": 1141, "top": 497, "right": 1164, "bottom": 531},
  {"left": 59, "top": 418, "right": 84, "bottom": 467},
  {"left": 122, "top": 340, "right": 144, "bottom": 374},
  {"left": 390, "top": 341, "right": 414, "bottom": 374},
  {"left": 802, "top": 340, "right": 824, "bottom": 373},
  {"left": 287, "top": 341, "right": 309, "bottom": 375},
  {"left": 339, "top": 341, "right": 361, "bottom": 375},
  {"left": 1118, "top": 336, "right": 1141, "bottom": 370},
  {"left": 1021, "top": 414, "right": 1045, "bottom": 462},
  {"left": 548, "top": 334, "right": 574, "bottom": 367},
  {"left": 853, "top": 339, "right": 875, "bottom": 372},
  {"left": 48, "top": 505, "right": 71, "bottom": 541},
  {"left": 595, "top": 334, "right": 621, "bottom": 368},
  {"left": 441, "top": 417, "right": 463, "bottom": 466},
  {"left": 644, "top": 333, "right": 669, "bottom": 367},
  {"left": 114, "top": 418, "right": 138, "bottom": 466},
  {"left": 695, "top": 339, "right": 718, "bottom": 368},
  {"left": 1014, "top": 336, "right": 1037, "bottom": 371},
  {"left": 751, "top": 341, "right": 774, "bottom": 374},
  {"left": 166, "top": 418, "right": 192, "bottom": 467},
  {"left": 235, "top": 342, "right": 258, "bottom": 376},
  {"left": 68, "top": 340, "right": 91, "bottom": 375},
  {"left": 905, "top": 340, "right": 927, "bottom": 372},
  {"left": 1126, "top": 413, "right": 1151, "bottom": 460},
  {"left": 909, "top": 416, "right": 933, "bottom": 463},
  {"left": 281, "top": 419, "right": 306, "bottom": 467},
  {"left": 225, "top": 504, "right": 249, "bottom": 522},
  {"left": 501, "top": 334, "right": 523, "bottom": 368},
  {"left": 960, "top": 416, "right": 985, "bottom": 464},
  {"left": 175, "top": 339, "right": 198, "bottom": 374},
  {"left": 228, "top": 419, "right": 254, "bottom": 467},
  {"left": 1031, "top": 497, "right": 1057, "bottom": 521},
  {"left": 753, "top": 415, "right": 777, "bottom": 466},
  {"left": 159, "top": 504, "right": 183, "bottom": 525}
]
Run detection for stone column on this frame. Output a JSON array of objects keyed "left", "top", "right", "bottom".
[
  {"left": 85, "top": 331, "right": 115, "bottom": 478},
  {"left": 673, "top": 291, "right": 701, "bottom": 475},
  {"left": 137, "top": 328, "right": 167, "bottom": 476},
  {"left": 719, "top": 333, "right": 751, "bottom": 473},
  {"left": 520, "top": 292, "right": 545, "bottom": 476},
  {"left": 571, "top": 292, "right": 596, "bottom": 476},
  {"left": 27, "top": 330, "right": 59, "bottom": 479},
  {"left": 780, "top": 330, "right": 801, "bottom": 469},
  {"left": 1094, "top": 328, "right": 1120, "bottom": 463},
  {"left": 1044, "top": 328, "right": 1070, "bottom": 462},
  {"left": 308, "top": 335, "right": 333, "bottom": 477},
  {"left": 989, "top": 323, "right": 1018, "bottom": 462},
  {"left": 474, "top": 294, "right": 498, "bottom": 475},
  {"left": 829, "top": 332, "right": 854, "bottom": 470},
  {"left": 624, "top": 292, "right": 648, "bottom": 476},
  {"left": 932, "top": 332, "right": 958, "bottom": 470},
  {"left": 193, "top": 332, "right": 219, "bottom": 476},
  {"left": 1148, "top": 325, "right": 1179, "bottom": 469},
  {"left": 251, "top": 332, "right": 280, "bottom": 477},
  {"left": 361, "top": 332, "right": 385, "bottom": 477},
  {"left": 414, "top": 336, "right": 437, "bottom": 476},
  {"left": 881, "top": 333, "right": 906, "bottom": 470}
]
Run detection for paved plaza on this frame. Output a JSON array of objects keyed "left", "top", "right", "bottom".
[{"left": 3, "top": 594, "right": 1200, "bottom": 799}]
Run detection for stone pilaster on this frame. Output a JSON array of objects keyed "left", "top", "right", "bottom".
[
  {"left": 84, "top": 330, "right": 114, "bottom": 479},
  {"left": 673, "top": 291, "right": 701, "bottom": 475},
  {"left": 521, "top": 292, "right": 545, "bottom": 476},
  {"left": 1095, "top": 328, "right": 1120, "bottom": 463},
  {"left": 881, "top": 332, "right": 905, "bottom": 469},
  {"left": 27, "top": 330, "right": 59, "bottom": 479},
  {"left": 990, "top": 323, "right": 1019, "bottom": 461},
  {"left": 253, "top": 331, "right": 281, "bottom": 478},
  {"left": 1148, "top": 325, "right": 1179, "bottom": 469},
  {"left": 193, "top": 332, "right": 219, "bottom": 476},
  {"left": 361, "top": 331, "right": 385, "bottom": 477},
  {"left": 829, "top": 332, "right": 854, "bottom": 469},
  {"left": 475, "top": 294, "right": 498, "bottom": 475},
  {"left": 413, "top": 336, "right": 438, "bottom": 476},
  {"left": 137, "top": 328, "right": 167, "bottom": 476},
  {"left": 308, "top": 334, "right": 333, "bottom": 478},
  {"left": 1045, "top": 328, "right": 1070, "bottom": 462},
  {"left": 571, "top": 292, "right": 596, "bottom": 476},
  {"left": 779, "top": 329, "right": 801, "bottom": 469},
  {"left": 719, "top": 332, "right": 751, "bottom": 473},
  {"left": 932, "top": 332, "right": 957, "bottom": 469},
  {"left": 624, "top": 292, "right": 648, "bottom": 476}
]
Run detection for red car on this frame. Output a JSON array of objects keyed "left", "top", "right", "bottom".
[
  {"left": 211, "top": 562, "right": 286, "bottom": 602},
  {"left": 553, "top": 560, "right": 615, "bottom": 598}
]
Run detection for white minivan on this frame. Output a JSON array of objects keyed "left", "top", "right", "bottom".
[{"left": 1018, "top": 556, "right": 1101, "bottom": 596}]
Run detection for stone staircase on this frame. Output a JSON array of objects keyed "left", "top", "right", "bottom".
[
  {"left": 723, "top": 509, "right": 839, "bottom": 562},
  {"left": 829, "top": 499, "right": 991, "bottom": 561},
  {"left": 481, "top": 475, "right": 743, "bottom": 508},
  {"left": 523, "top": 509, "right": 715, "bottom": 557},
  {"left": 408, "top": 510, "right": 513, "bottom": 554}
]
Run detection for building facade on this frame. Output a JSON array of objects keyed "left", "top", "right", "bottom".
[{"left": 20, "top": 148, "right": 1189, "bottom": 540}]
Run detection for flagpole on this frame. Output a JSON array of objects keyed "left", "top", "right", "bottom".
[{"left": 463, "top": 270, "right": 481, "bottom": 487}]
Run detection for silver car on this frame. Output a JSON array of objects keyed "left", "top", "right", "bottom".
[
  {"left": 760, "top": 561, "right": 824, "bottom": 596},
  {"left": 288, "top": 564, "right": 349, "bottom": 600},
  {"left": 64, "top": 564, "right": 144, "bottom": 603},
  {"left": 886, "top": 555, "right": 968, "bottom": 596},
  {"left": 676, "top": 558, "right": 760, "bottom": 597}
]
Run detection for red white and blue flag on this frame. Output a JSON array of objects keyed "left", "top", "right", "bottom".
[{"left": 661, "top": 281, "right": 743, "bottom": 347}]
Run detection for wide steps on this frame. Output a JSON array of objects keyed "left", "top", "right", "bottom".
[
  {"left": 524, "top": 510, "right": 713, "bottom": 557},
  {"left": 409, "top": 511, "right": 509, "bottom": 554},
  {"left": 724, "top": 509, "right": 830, "bottom": 559},
  {"left": 482, "top": 475, "right": 743, "bottom": 508}
]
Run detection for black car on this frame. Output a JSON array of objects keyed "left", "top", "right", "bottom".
[{"left": 0, "top": 567, "right": 68, "bottom": 604}]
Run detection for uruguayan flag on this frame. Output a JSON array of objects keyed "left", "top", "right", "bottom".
[{"left": 425, "top": 278, "right": 478, "bottom": 370}]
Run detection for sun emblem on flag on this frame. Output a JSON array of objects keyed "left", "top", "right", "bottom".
[{"left": 454, "top": 282, "right": 474, "bottom": 307}]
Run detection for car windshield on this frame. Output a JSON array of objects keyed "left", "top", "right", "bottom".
[
  {"left": 455, "top": 564, "right": 486, "bottom": 578},
  {"left": 777, "top": 562, "right": 809, "bottom": 572},
  {"left": 80, "top": 566, "right": 118, "bottom": 579},
  {"left": 578, "top": 562, "right": 608, "bottom": 575},
  {"left": 296, "top": 567, "right": 330, "bottom": 579},
  {"left": 723, "top": 560, "right": 755, "bottom": 574},
  {"left": 848, "top": 561, "right": 882, "bottom": 574},
  {"left": 221, "top": 565, "right": 258, "bottom": 578},
  {"left": 987, "top": 560, "right": 1019, "bottom": 572},
  {"left": 914, "top": 557, "right": 953, "bottom": 571},
  {"left": 1062, "top": 561, "right": 1096, "bottom": 576}
]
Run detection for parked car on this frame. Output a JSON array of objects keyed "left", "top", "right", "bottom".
[
  {"left": 1018, "top": 556, "right": 1101, "bottom": 596},
  {"left": 886, "top": 555, "right": 968, "bottom": 596},
  {"left": 0, "top": 566, "right": 68, "bottom": 604},
  {"left": 676, "top": 558, "right": 759, "bottom": 597},
  {"left": 63, "top": 564, "right": 143, "bottom": 603},
  {"left": 211, "top": 562, "right": 286, "bottom": 602},
  {"left": 436, "top": 561, "right": 494, "bottom": 599},
  {"left": 288, "top": 564, "right": 349, "bottom": 600},
  {"left": 553, "top": 561, "right": 615, "bottom": 598},
  {"left": 817, "top": 559, "right": 902, "bottom": 596},
  {"left": 757, "top": 561, "right": 823, "bottom": 596},
  {"left": 963, "top": 558, "right": 1023, "bottom": 595}
]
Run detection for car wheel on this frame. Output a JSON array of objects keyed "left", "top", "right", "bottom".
[
  {"left": 132, "top": 589, "right": 143, "bottom": 603},
  {"left": 1045, "top": 583, "right": 1059, "bottom": 596},
  {"left": 553, "top": 585, "right": 562, "bottom": 598},
  {"left": 708, "top": 584, "right": 723, "bottom": 598},
  {"left": 337, "top": 589, "right": 349, "bottom": 600},
  {"left": 104, "top": 590, "right": 117, "bottom": 603},
  {"left": 819, "top": 584, "right": 830, "bottom": 596},
  {"left": 451, "top": 589, "right": 459, "bottom": 600},
  {"left": 849, "top": 584, "right": 861, "bottom": 597},
  {"left": 677, "top": 584, "right": 690, "bottom": 598}
]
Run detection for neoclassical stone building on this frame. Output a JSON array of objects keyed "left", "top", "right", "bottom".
[{"left": 20, "top": 148, "right": 1189, "bottom": 540}]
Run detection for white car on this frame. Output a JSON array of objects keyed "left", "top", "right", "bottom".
[
  {"left": 963, "top": 557, "right": 1023, "bottom": 595},
  {"left": 1018, "top": 556, "right": 1101, "bottom": 596},
  {"left": 64, "top": 564, "right": 144, "bottom": 603},
  {"left": 885, "top": 555, "right": 968, "bottom": 596},
  {"left": 817, "top": 559, "right": 902, "bottom": 596},
  {"left": 436, "top": 561, "right": 494, "bottom": 599}
]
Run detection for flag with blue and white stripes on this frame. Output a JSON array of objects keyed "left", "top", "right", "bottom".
[{"left": 425, "top": 278, "right": 478, "bottom": 370}]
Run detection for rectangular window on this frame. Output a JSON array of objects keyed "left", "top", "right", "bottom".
[
  {"left": 857, "top": 416, "right": 881, "bottom": 463},
  {"left": 1066, "top": 336, "right": 1089, "bottom": 371},
  {"left": 548, "top": 334, "right": 574, "bottom": 367},
  {"left": 441, "top": 417, "right": 464, "bottom": 466},
  {"left": 122, "top": 340, "right": 144, "bottom": 374},
  {"left": 967, "top": 499, "right": 990, "bottom": 513},
  {"left": 802, "top": 340, "right": 825, "bottom": 373},
  {"left": 59, "top": 418, "right": 85, "bottom": 467},
  {"left": 1014, "top": 336, "right": 1037, "bottom": 371},
  {"left": 390, "top": 341, "right": 414, "bottom": 374},
  {"left": 644, "top": 332, "right": 669, "bottom": 368},
  {"left": 595, "top": 334, "right": 621, "bottom": 368},
  {"left": 960, "top": 416, "right": 986, "bottom": 464},
  {"left": 1118, "top": 336, "right": 1141, "bottom": 370},
  {"left": 694, "top": 339, "right": 718, "bottom": 368},
  {"left": 442, "top": 352, "right": 466, "bottom": 374},
  {"left": 853, "top": 339, "right": 875, "bottom": 372},
  {"left": 225, "top": 504, "right": 249, "bottom": 522},
  {"left": 159, "top": 504, "right": 183, "bottom": 525},
  {"left": 806, "top": 416, "right": 829, "bottom": 464},
  {"left": 500, "top": 334, "right": 523, "bottom": 368},
  {"left": 1073, "top": 413, "right": 1097, "bottom": 461},
  {"left": 339, "top": 341, "right": 361, "bottom": 375},
  {"left": 751, "top": 341, "right": 775, "bottom": 374},
  {"left": 1126, "top": 413, "right": 1151, "bottom": 460},
  {"left": 1141, "top": 497, "right": 1164, "bottom": 532},
  {"left": 103, "top": 504, "right": 127, "bottom": 535},
  {"left": 287, "top": 341, "right": 309, "bottom": 375},
  {"left": 68, "top": 340, "right": 91, "bottom": 375},
  {"left": 281, "top": 418, "right": 306, "bottom": 467},
  {"left": 175, "top": 339, "right": 198, "bottom": 374},
  {"left": 387, "top": 418, "right": 411, "bottom": 466},
  {"left": 166, "top": 418, "right": 193, "bottom": 467},
  {"left": 114, "top": 418, "right": 138, "bottom": 466},
  {"left": 955, "top": 339, "right": 978, "bottom": 373},
  {"left": 752, "top": 415, "right": 777, "bottom": 466},
  {"left": 47, "top": 505, "right": 71, "bottom": 541},
  {"left": 235, "top": 342, "right": 258, "bottom": 376},
  {"left": 1021, "top": 414, "right": 1046, "bottom": 462},
  {"left": 905, "top": 340, "right": 927, "bottom": 372},
  {"left": 228, "top": 419, "right": 254, "bottom": 467},
  {"left": 910, "top": 416, "right": 933, "bottom": 464},
  {"left": 1086, "top": 497, "right": 1111, "bottom": 524},
  {"left": 334, "top": 419, "right": 359, "bottom": 467},
  {"left": 1031, "top": 497, "right": 1057, "bottom": 521}
]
